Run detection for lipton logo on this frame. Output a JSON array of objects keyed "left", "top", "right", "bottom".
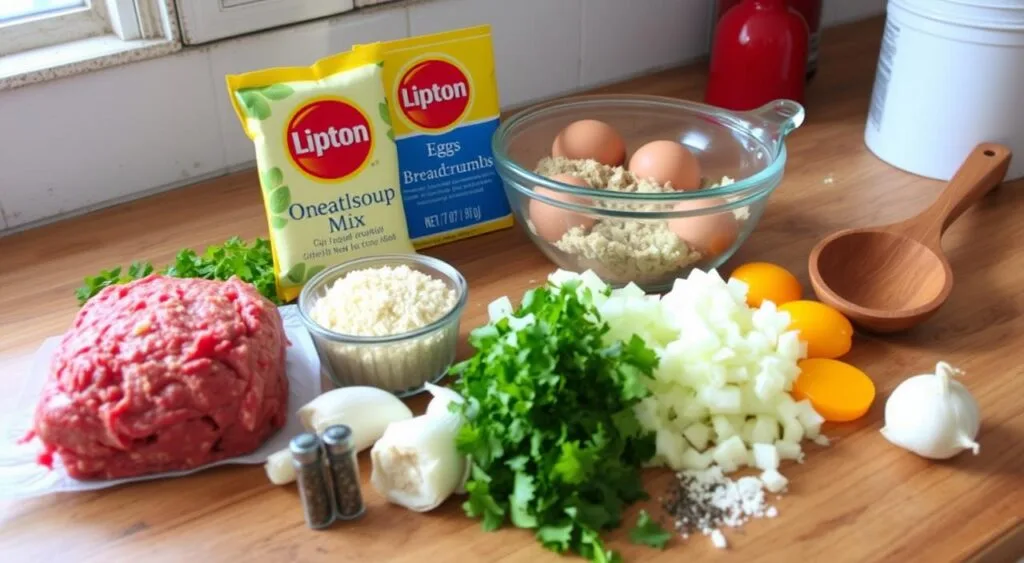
[
  {"left": 286, "top": 98, "right": 373, "bottom": 181},
  {"left": 397, "top": 58, "right": 471, "bottom": 131}
]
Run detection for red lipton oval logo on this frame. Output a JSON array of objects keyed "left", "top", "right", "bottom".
[
  {"left": 397, "top": 59, "right": 471, "bottom": 131},
  {"left": 286, "top": 99, "right": 373, "bottom": 180}
]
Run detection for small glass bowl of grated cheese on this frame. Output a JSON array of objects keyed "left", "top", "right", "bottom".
[{"left": 298, "top": 254, "right": 467, "bottom": 397}]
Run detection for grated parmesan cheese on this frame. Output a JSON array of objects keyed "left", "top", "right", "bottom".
[
  {"left": 309, "top": 265, "right": 460, "bottom": 394},
  {"left": 311, "top": 264, "right": 457, "bottom": 337}
]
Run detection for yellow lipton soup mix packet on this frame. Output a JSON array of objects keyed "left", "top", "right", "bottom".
[
  {"left": 226, "top": 46, "right": 413, "bottom": 302},
  {"left": 354, "top": 25, "right": 513, "bottom": 249}
]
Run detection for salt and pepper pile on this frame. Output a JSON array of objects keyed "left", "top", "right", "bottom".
[{"left": 289, "top": 424, "right": 366, "bottom": 530}]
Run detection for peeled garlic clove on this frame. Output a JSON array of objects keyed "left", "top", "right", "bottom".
[
  {"left": 370, "top": 413, "right": 466, "bottom": 512},
  {"left": 265, "top": 448, "right": 296, "bottom": 485},
  {"left": 296, "top": 386, "right": 413, "bottom": 453}
]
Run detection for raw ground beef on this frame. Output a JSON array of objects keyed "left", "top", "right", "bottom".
[{"left": 32, "top": 275, "right": 289, "bottom": 480}]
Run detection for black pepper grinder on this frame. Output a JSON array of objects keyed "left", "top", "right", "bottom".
[
  {"left": 290, "top": 433, "right": 335, "bottom": 530},
  {"left": 322, "top": 424, "right": 366, "bottom": 520}
]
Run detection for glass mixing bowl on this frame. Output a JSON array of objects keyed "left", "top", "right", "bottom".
[
  {"left": 298, "top": 254, "right": 467, "bottom": 397},
  {"left": 492, "top": 95, "right": 805, "bottom": 292}
]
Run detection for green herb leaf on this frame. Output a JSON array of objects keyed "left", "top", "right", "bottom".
[
  {"left": 536, "top": 521, "right": 575, "bottom": 553},
  {"left": 378, "top": 101, "right": 391, "bottom": 125},
  {"left": 269, "top": 186, "right": 291, "bottom": 214},
  {"left": 260, "top": 84, "right": 294, "bottom": 100},
  {"left": 261, "top": 166, "right": 283, "bottom": 191},
  {"left": 509, "top": 472, "right": 538, "bottom": 528},
  {"left": 76, "top": 237, "right": 280, "bottom": 306},
  {"left": 552, "top": 441, "right": 594, "bottom": 485},
  {"left": 285, "top": 262, "right": 306, "bottom": 284},
  {"left": 127, "top": 261, "right": 154, "bottom": 279},
  {"left": 464, "top": 480, "right": 506, "bottom": 531},
  {"left": 271, "top": 216, "right": 288, "bottom": 230},
  {"left": 386, "top": 128, "right": 395, "bottom": 142},
  {"left": 629, "top": 510, "right": 671, "bottom": 549},
  {"left": 239, "top": 90, "right": 271, "bottom": 120},
  {"left": 450, "top": 281, "right": 658, "bottom": 562}
]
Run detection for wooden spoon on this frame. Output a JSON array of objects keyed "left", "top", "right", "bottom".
[{"left": 808, "top": 143, "right": 1012, "bottom": 333}]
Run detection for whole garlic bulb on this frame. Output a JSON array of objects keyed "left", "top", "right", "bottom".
[{"left": 880, "top": 362, "right": 981, "bottom": 460}]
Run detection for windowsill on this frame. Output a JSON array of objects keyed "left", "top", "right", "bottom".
[{"left": 0, "top": 34, "right": 181, "bottom": 92}]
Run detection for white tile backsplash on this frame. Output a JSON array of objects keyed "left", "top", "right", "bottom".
[
  {"left": 0, "top": 0, "right": 885, "bottom": 234},
  {"left": 209, "top": 9, "right": 409, "bottom": 168},
  {"left": 580, "top": 0, "right": 712, "bottom": 88},
  {"left": 408, "top": 0, "right": 582, "bottom": 108},
  {"left": 0, "top": 49, "right": 224, "bottom": 228}
]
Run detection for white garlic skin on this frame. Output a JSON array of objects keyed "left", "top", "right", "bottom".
[
  {"left": 880, "top": 362, "right": 981, "bottom": 460},
  {"left": 369, "top": 383, "right": 469, "bottom": 512}
]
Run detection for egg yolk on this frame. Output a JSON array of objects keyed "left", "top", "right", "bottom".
[
  {"left": 792, "top": 358, "right": 875, "bottom": 422},
  {"left": 730, "top": 262, "right": 802, "bottom": 307},
  {"left": 779, "top": 300, "right": 854, "bottom": 359}
]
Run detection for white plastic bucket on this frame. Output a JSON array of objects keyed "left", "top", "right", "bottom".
[{"left": 864, "top": 0, "right": 1024, "bottom": 181}]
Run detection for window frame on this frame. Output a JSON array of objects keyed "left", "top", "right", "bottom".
[
  {"left": 0, "top": 1, "right": 112, "bottom": 57},
  {"left": 0, "top": 0, "right": 149, "bottom": 58}
]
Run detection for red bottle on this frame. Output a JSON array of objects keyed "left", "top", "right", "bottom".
[
  {"left": 713, "top": 0, "right": 821, "bottom": 82},
  {"left": 705, "top": 0, "right": 809, "bottom": 111}
]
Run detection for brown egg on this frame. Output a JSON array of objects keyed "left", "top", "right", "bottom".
[
  {"left": 551, "top": 120, "right": 626, "bottom": 166},
  {"left": 529, "top": 174, "right": 595, "bottom": 243},
  {"left": 628, "top": 140, "right": 702, "bottom": 191},
  {"left": 668, "top": 197, "right": 739, "bottom": 257}
]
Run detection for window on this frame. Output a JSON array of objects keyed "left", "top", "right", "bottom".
[
  {"left": 175, "top": 0, "right": 357, "bottom": 45},
  {"left": 0, "top": 0, "right": 149, "bottom": 57},
  {"left": 0, "top": 0, "right": 177, "bottom": 86}
]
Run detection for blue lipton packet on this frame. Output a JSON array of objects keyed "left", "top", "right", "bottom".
[{"left": 355, "top": 25, "right": 514, "bottom": 248}]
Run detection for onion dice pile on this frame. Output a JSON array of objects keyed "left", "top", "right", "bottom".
[{"left": 548, "top": 268, "right": 826, "bottom": 486}]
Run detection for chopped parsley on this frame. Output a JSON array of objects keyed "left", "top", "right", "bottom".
[
  {"left": 450, "top": 280, "right": 659, "bottom": 562},
  {"left": 75, "top": 237, "right": 279, "bottom": 305}
]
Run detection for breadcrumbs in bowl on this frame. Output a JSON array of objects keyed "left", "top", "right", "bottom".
[
  {"left": 528, "top": 156, "right": 747, "bottom": 285},
  {"left": 492, "top": 94, "right": 805, "bottom": 292},
  {"left": 298, "top": 254, "right": 467, "bottom": 397}
]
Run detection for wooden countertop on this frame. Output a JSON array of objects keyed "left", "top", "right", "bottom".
[{"left": 1, "top": 17, "right": 1021, "bottom": 562}]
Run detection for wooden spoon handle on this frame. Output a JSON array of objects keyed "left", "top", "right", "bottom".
[{"left": 902, "top": 143, "right": 1012, "bottom": 242}]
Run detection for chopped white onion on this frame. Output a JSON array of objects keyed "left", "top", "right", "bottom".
[
  {"left": 775, "top": 441, "right": 805, "bottom": 462},
  {"left": 760, "top": 469, "right": 789, "bottom": 493},
  {"left": 547, "top": 268, "right": 827, "bottom": 476},
  {"left": 487, "top": 296, "right": 514, "bottom": 323},
  {"left": 683, "top": 422, "right": 711, "bottom": 450},
  {"left": 752, "top": 443, "right": 780, "bottom": 470}
]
